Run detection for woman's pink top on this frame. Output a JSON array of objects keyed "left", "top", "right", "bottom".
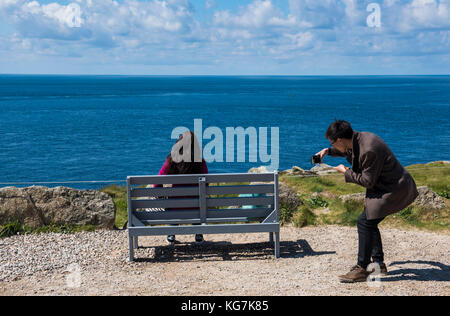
[
  {"left": 154, "top": 158, "right": 208, "bottom": 188},
  {"left": 153, "top": 158, "right": 208, "bottom": 211}
]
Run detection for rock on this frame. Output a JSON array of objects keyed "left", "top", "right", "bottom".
[
  {"left": 414, "top": 186, "right": 447, "bottom": 209},
  {"left": 280, "top": 166, "right": 317, "bottom": 176},
  {"left": 339, "top": 192, "right": 365, "bottom": 204},
  {"left": 310, "top": 164, "right": 338, "bottom": 175},
  {"left": 279, "top": 182, "right": 303, "bottom": 211},
  {"left": 426, "top": 161, "right": 450, "bottom": 165},
  {"left": 0, "top": 186, "right": 116, "bottom": 229},
  {"left": 248, "top": 166, "right": 270, "bottom": 174},
  {"left": 0, "top": 187, "right": 44, "bottom": 229},
  {"left": 338, "top": 186, "right": 446, "bottom": 209}
]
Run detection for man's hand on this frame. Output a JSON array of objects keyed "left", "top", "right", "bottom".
[
  {"left": 315, "top": 148, "right": 329, "bottom": 160},
  {"left": 333, "top": 164, "right": 348, "bottom": 174}
]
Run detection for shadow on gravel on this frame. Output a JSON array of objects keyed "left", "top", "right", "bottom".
[
  {"left": 382, "top": 260, "right": 450, "bottom": 282},
  {"left": 133, "top": 239, "right": 336, "bottom": 263}
]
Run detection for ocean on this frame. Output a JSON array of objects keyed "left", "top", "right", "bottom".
[{"left": 0, "top": 75, "right": 449, "bottom": 189}]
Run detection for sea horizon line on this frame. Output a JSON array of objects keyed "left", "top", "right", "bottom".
[{"left": 1, "top": 73, "right": 450, "bottom": 78}]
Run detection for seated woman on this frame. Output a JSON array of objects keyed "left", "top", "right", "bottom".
[{"left": 154, "top": 131, "right": 208, "bottom": 244}]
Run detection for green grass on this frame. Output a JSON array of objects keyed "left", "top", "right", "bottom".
[
  {"left": 389, "top": 205, "right": 450, "bottom": 231},
  {"left": 291, "top": 206, "right": 316, "bottom": 228},
  {"left": 282, "top": 173, "right": 364, "bottom": 197},
  {"left": 0, "top": 221, "right": 27, "bottom": 238},
  {"left": 100, "top": 184, "right": 128, "bottom": 229},
  {"left": 406, "top": 162, "right": 450, "bottom": 198}
]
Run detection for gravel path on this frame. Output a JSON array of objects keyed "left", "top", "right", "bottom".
[{"left": 1, "top": 225, "right": 449, "bottom": 296}]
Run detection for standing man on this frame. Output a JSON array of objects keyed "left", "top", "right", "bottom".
[{"left": 316, "top": 120, "right": 419, "bottom": 283}]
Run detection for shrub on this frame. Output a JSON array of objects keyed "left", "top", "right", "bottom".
[
  {"left": 100, "top": 184, "right": 126, "bottom": 199},
  {"left": 436, "top": 189, "right": 449, "bottom": 199},
  {"left": 0, "top": 221, "right": 27, "bottom": 238},
  {"left": 279, "top": 206, "right": 295, "bottom": 225},
  {"left": 101, "top": 185, "right": 128, "bottom": 228},
  {"left": 337, "top": 200, "right": 364, "bottom": 226},
  {"left": 313, "top": 177, "right": 336, "bottom": 187},
  {"left": 307, "top": 195, "right": 329, "bottom": 208},
  {"left": 311, "top": 185, "right": 323, "bottom": 193},
  {"left": 292, "top": 206, "right": 316, "bottom": 228}
]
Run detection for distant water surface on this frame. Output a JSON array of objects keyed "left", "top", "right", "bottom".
[{"left": 0, "top": 75, "right": 449, "bottom": 189}]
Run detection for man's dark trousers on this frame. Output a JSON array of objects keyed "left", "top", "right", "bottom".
[{"left": 357, "top": 209, "right": 386, "bottom": 269}]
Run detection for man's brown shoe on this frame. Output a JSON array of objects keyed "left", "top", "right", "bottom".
[{"left": 339, "top": 265, "right": 371, "bottom": 283}]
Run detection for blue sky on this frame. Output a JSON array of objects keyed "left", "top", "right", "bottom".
[{"left": 0, "top": 0, "right": 449, "bottom": 75}]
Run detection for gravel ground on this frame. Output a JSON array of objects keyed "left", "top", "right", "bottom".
[{"left": 0, "top": 225, "right": 449, "bottom": 296}]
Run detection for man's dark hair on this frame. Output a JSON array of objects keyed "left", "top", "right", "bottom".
[{"left": 325, "top": 120, "right": 354, "bottom": 141}]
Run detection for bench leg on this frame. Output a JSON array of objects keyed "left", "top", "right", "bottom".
[
  {"left": 274, "top": 232, "right": 280, "bottom": 259},
  {"left": 129, "top": 235, "right": 135, "bottom": 262},
  {"left": 269, "top": 232, "right": 274, "bottom": 245},
  {"left": 134, "top": 236, "right": 139, "bottom": 249}
]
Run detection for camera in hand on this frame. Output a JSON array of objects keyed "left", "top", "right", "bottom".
[{"left": 311, "top": 154, "right": 322, "bottom": 164}]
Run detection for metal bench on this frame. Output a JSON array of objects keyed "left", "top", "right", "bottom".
[{"left": 127, "top": 172, "right": 280, "bottom": 261}]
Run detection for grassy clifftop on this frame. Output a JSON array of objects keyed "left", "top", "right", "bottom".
[
  {"left": 280, "top": 161, "right": 449, "bottom": 232},
  {"left": 101, "top": 162, "right": 449, "bottom": 233},
  {"left": 2, "top": 162, "right": 446, "bottom": 239}
]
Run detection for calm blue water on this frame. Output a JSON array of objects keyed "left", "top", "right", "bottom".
[{"left": 0, "top": 75, "right": 449, "bottom": 189}]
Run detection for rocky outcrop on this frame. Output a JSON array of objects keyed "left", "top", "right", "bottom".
[
  {"left": 0, "top": 186, "right": 116, "bottom": 229},
  {"left": 248, "top": 166, "right": 270, "bottom": 174},
  {"left": 310, "top": 164, "right": 338, "bottom": 175},
  {"left": 280, "top": 166, "right": 316, "bottom": 176},
  {"left": 279, "top": 164, "right": 337, "bottom": 176},
  {"left": 278, "top": 182, "right": 303, "bottom": 211},
  {"left": 246, "top": 165, "right": 304, "bottom": 211},
  {"left": 339, "top": 192, "right": 365, "bottom": 204},
  {"left": 414, "top": 186, "right": 447, "bottom": 209},
  {"left": 339, "top": 186, "right": 447, "bottom": 209}
]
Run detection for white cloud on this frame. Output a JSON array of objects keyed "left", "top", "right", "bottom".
[
  {"left": 0, "top": 0, "right": 449, "bottom": 73},
  {"left": 32, "top": 2, "right": 84, "bottom": 27},
  {"left": 0, "top": 0, "right": 201, "bottom": 44},
  {"left": 396, "top": 0, "right": 450, "bottom": 31},
  {"left": 214, "top": 0, "right": 296, "bottom": 29}
]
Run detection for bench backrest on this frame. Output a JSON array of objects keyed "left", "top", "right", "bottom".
[{"left": 127, "top": 172, "right": 279, "bottom": 227}]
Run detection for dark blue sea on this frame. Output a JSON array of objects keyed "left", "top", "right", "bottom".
[{"left": 1, "top": 75, "right": 449, "bottom": 189}]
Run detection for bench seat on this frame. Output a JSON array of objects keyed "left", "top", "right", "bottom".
[{"left": 127, "top": 172, "right": 280, "bottom": 261}]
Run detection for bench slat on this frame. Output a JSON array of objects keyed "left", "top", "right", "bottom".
[
  {"left": 128, "top": 173, "right": 274, "bottom": 185},
  {"left": 131, "top": 187, "right": 199, "bottom": 198},
  {"left": 131, "top": 184, "right": 274, "bottom": 198},
  {"left": 134, "top": 210, "right": 199, "bottom": 220},
  {"left": 208, "top": 208, "right": 272, "bottom": 219},
  {"left": 205, "top": 173, "right": 274, "bottom": 183},
  {"left": 130, "top": 175, "right": 204, "bottom": 185},
  {"left": 128, "top": 223, "right": 280, "bottom": 236},
  {"left": 142, "top": 219, "right": 202, "bottom": 225},
  {"left": 207, "top": 196, "right": 274, "bottom": 207},
  {"left": 132, "top": 198, "right": 199, "bottom": 209},
  {"left": 134, "top": 208, "right": 272, "bottom": 222},
  {"left": 142, "top": 217, "right": 253, "bottom": 225},
  {"left": 207, "top": 184, "right": 274, "bottom": 195}
]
